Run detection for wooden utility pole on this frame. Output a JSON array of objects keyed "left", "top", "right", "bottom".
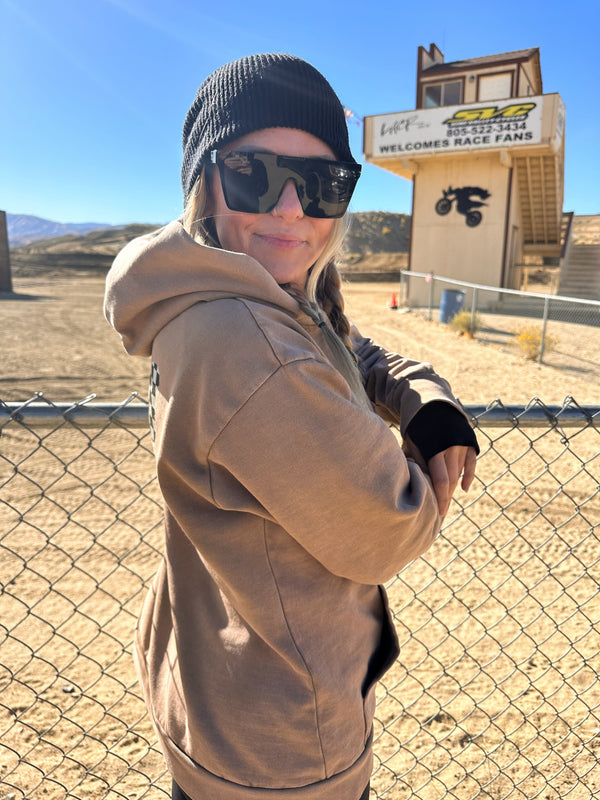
[{"left": 0, "top": 210, "right": 12, "bottom": 293}]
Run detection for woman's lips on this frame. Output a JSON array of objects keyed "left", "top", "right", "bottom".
[{"left": 256, "top": 233, "right": 304, "bottom": 249}]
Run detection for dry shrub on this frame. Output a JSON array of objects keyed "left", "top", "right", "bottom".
[
  {"left": 514, "top": 324, "right": 558, "bottom": 360},
  {"left": 450, "top": 310, "right": 481, "bottom": 338}
]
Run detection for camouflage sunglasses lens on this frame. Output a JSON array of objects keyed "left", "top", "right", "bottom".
[{"left": 212, "top": 150, "right": 361, "bottom": 219}]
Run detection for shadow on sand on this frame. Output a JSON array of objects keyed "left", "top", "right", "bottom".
[{"left": 0, "top": 291, "right": 49, "bottom": 302}]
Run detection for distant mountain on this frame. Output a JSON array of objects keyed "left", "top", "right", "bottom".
[
  {"left": 7, "top": 214, "right": 116, "bottom": 247},
  {"left": 9, "top": 223, "right": 159, "bottom": 276}
]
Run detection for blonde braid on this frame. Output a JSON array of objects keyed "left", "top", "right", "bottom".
[{"left": 316, "top": 260, "right": 353, "bottom": 352}]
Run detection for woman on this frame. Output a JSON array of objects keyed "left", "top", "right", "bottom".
[{"left": 104, "top": 53, "right": 478, "bottom": 800}]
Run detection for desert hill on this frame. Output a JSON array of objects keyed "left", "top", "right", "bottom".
[
  {"left": 571, "top": 215, "right": 600, "bottom": 245},
  {"left": 7, "top": 212, "right": 599, "bottom": 281},
  {"left": 9, "top": 224, "right": 158, "bottom": 276},
  {"left": 8, "top": 213, "right": 412, "bottom": 279},
  {"left": 340, "top": 212, "right": 410, "bottom": 279},
  {"left": 343, "top": 211, "right": 410, "bottom": 257}
]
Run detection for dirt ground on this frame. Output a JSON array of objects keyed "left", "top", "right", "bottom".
[
  {"left": 1, "top": 272, "right": 599, "bottom": 800},
  {"left": 1, "top": 273, "right": 599, "bottom": 406}
]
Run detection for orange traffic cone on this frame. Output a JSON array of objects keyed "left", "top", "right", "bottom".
[{"left": 389, "top": 292, "right": 398, "bottom": 310}]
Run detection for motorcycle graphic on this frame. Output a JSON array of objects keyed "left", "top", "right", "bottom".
[{"left": 435, "top": 186, "right": 490, "bottom": 227}]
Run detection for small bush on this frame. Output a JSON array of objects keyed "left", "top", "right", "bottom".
[
  {"left": 513, "top": 325, "right": 558, "bottom": 360},
  {"left": 450, "top": 310, "right": 481, "bottom": 337}
]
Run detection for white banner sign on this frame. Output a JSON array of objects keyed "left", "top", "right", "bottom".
[{"left": 371, "top": 96, "right": 545, "bottom": 157}]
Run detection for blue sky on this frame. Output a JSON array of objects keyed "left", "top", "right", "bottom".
[{"left": 2, "top": 0, "right": 598, "bottom": 225}]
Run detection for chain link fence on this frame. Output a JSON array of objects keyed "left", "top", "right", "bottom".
[
  {"left": 1, "top": 394, "right": 599, "bottom": 800},
  {"left": 399, "top": 270, "right": 600, "bottom": 378}
]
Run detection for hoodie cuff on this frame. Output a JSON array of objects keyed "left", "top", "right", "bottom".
[{"left": 405, "top": 401, "right": 479, "bottom": 463}]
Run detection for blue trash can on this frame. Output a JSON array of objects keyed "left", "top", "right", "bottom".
[{"left": 439, "top": 289, "right": 465, "bottom": 324}]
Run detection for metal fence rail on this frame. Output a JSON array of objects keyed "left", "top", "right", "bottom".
[
  {"left": 400, "top": 270, "right": 600, "bottom": 372},
  {"left": 1, "top": 395, "right": 599, "bottom": 800}
]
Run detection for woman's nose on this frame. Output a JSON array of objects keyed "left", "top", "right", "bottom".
[{"left": 272, "top": 179, "right": 304, "bottom": 219}]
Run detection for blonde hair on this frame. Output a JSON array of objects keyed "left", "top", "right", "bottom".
[{"left": 183, "top": 168, "right": 353, "bottom": 346}]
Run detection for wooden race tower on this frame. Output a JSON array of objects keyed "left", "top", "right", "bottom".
[{"left": 363, "top": 44, "right": 566, "bottom": 305}]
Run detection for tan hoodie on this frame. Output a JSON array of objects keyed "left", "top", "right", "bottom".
[{"left": 104, "top": 220, "right": 461, "bottom": 800}]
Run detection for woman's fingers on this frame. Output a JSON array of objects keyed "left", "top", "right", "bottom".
[
  {"left": 461, "top": 447, "right": 477, "bottom": 492},
  {"left": 427, "top": 446, "right": 477, "bottom": 516},
  {"left": 427, "top": 452, "right": 452, "bottom": 516}
]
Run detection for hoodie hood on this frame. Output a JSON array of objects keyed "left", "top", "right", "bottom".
[{"left": 104, "top": 220, "right": 301, "bottom": 358}]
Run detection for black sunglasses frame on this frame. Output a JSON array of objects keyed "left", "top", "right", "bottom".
[{"left": 210, "top": 150, "right": 361, "bottom": 219}]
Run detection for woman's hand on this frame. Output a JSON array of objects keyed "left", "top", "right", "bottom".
[{"left": 427, "top": 446, "right": 477, "bottom": 517}]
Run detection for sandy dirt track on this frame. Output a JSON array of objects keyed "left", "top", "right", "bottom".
[{"left": 1, "top": 273, "right": 599, "bottom": 406}]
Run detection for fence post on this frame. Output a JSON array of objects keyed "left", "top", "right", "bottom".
[
  {"left": 539, "top": 296, "right": 550, "bottom": 364},
  {"left": 399, "top": 270, "right": 408, "bottom": 308},
  {"left": 0, "top": 210, "right": 12, "bottom": 294},
  {"left": 427, "top": 272, "right": 434, "bottom": 321},
  {"left": 471, "top": 288, "right": 478, "bottom": 337}
]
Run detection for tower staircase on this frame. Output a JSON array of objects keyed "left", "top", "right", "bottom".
[
  {"left": 513, "top": 153, "right": 563, "bottom": 257},
  {"left": 558, "top": 244, "right": 600, "bottom": 300}
]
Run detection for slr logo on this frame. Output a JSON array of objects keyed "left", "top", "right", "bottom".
[{"left": 444, "top": 103, "right": 536, "bottom": 124}]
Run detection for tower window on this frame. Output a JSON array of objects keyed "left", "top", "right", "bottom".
[{"left": 424, "top": 81, "right": 462, "bottom": 107}]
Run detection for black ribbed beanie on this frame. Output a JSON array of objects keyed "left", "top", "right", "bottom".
[{"left": 181, "top": 53, "right": 356, "bottom": 205}]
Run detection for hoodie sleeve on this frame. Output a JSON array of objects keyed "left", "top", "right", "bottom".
[
  {"left": 350, "top": 326, "right": 479, "bottom": 459},
  {"left": 208, "top": 354, "right": 440, "bottom": 586},
  {"left": 350, "top": 325, "right": 457, "bottom": 432}
]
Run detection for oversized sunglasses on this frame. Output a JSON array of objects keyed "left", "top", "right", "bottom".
[{"left": 210, "top": 150, "right": 361, "bottom": 219}]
